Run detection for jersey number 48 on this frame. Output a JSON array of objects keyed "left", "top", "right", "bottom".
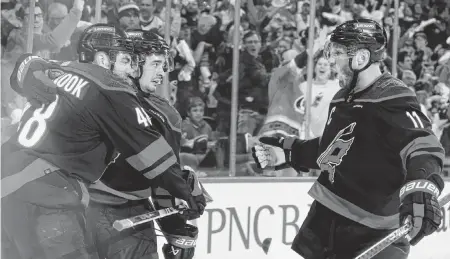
[{"left": 17, "top": 96, "right": 59, "bottom": 148}]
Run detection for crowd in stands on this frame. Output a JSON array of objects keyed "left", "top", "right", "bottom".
[{"left": 2, "top": 0, "right": 450, "bottom": 177}]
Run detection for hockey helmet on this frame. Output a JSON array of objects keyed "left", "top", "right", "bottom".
[
  {"left": 324, "top": 18, "right": 387, "bottom": 65},
  {"left": 78, "top": 24, "right": 134, "bottom": 63},
  {"left": 126, "top": 29, "right": 174, "bottom": 73}
]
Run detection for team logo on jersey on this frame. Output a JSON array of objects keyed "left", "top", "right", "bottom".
[
  {"left": 326, "top": 106, "right": 336, "bottom": 125},
  {"left": 317, "top": 122, "right": 356, "bottom": 183}
]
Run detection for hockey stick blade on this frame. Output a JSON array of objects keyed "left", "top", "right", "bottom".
[
  {"left": 113, "top": 207, "right": 180, "bottom": 231},
  {"left": 354, "top": 192, "right": 450, "bottom": 259}
]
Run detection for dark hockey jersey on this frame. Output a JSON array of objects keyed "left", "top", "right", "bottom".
[
  {"left": 290, "top": 73, "right": 445, "bottom": 230},
  {"left": 2, "top": 56, "right": 190, "bottom": 201},
  {"left": 90, "top": 91, "right": 184, "bottom": 200}
]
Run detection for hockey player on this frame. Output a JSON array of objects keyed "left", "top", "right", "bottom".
[
  {"left": 86, "top": 29, "right": 206, "bottom": 259},
  {"left": 252, "top": 19, "right": 445, "bottom": 259},
  {"left": 2, "top": 24, "right": 205, "bottom": 259}
]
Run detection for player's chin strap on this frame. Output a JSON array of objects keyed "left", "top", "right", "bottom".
[{"left": 346, "top": 56, "right": 372, "bottom": 100}]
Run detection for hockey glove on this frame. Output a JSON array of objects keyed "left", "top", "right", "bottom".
[
  {"left": 252, "top": 136, "right": 296, "bottom": 170},
  {"left": 177, "top": 166, "right": 209, "bottom": 220},
  {"left": 162, "top": 224, "right": 198, "bottom": 259},
  {"left": 10, "top": 54, "right": 59, "bottom": 107},
  {"left": 399, "top": 173, "right": 444, "bottom": 245}
]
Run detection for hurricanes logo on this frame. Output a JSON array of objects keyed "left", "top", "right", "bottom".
[
  {"left": 317, "top": 122, "right": 356, "bottom": 183},
  {"left": 294, "top": 96, "right": 305, "bottom": 114},
  {"left": 294, "top": 94, "right": 324, "bottom": 115}
]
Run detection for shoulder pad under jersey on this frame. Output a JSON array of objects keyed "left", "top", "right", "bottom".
[
  {"left": 331, "top": 73, "right": 416, "bottom": 104},
  {"left": 356, "top": 73, "right": 416, "bottom": 103}
]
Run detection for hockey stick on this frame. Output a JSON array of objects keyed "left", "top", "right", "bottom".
[
  {"left": 113, "top": 206, "right": 183, "bottom": 231},
  {"left": 113, "top": 182, "right": 214, "bottom": 231},
  {"left": 354, "top": 192, "right": 450, "bottom": 259}
]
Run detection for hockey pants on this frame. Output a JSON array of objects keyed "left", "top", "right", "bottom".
[
  {"left": 1, "top": 169, "right": 99, "bottom": 259},
  {"left": 292, "top": 201, "right": 410, "bottom": 259},
  {"left": 86, "top": 199, "right": 159, "bottom": 259}
]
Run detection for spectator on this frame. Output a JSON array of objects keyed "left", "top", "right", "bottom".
[
  {"left": 275, "top": 36, "right": 293, "bottom": 59},
  {"left": 181, "top": 0, "right": 200, "bottom": 27},
  {"left": 414, "top": 31, "right": 433, "bottom": 62},
  {"left": 237, "top": 30, "right": 270, "bottom": 136},
  {"left": 159, "top": 0, "right": 182, "bottom": 38},
  {"left": 117, "top": 1, "right": 140, "bottom": 30},
  {"left": 106, "top": 0, "right": 123, "bottom": 26},
  {"left": 2, "top": 0, "right": 83, "bottom": 143},
  {"left": 47, "top": 2, "right": 69, "bottom": 30},
  {"left": 358, "top": 0, "right": 385, "bottom": 25},
  {"left": 180, "top": 96, "right": 215, "bottom": 175},
  {"left": 398, "top": 51, "right": 413, "bottom": 70},
  {"left": 4, "top": 0, "right": 82, "bottom": 60},
  {"left": 138, "top": 0, "right": 163, "bottom": 32},
  {"left": 298, "top": 50, "right": 340, "bottom": 138},
  {"left": 402, "top": 69, "right": 417, "bottom": 91},
  {"left": 48, "top": 2, "right": 88, "bottom": 61},
  {"left": 296, "top": 1, "right": 319, "bottom": 33},
  {"left": 436, "top": 55, "right": 450, "bottom": 87}
]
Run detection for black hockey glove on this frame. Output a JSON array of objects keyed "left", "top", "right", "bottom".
[
  {"left": 162, "top": 224, "right": 198, "bottom": 259},
  {"left": 177, "top": 167, "right": 209, "bottom": 220},
  {"left": 251, "top": 136, "right": 296, "bottom": 170},
  {"left": 10, "top": 54, "right": 59, "bottom": 107},
  {"left": 399, "top": 173, "right": 444, "bottom": 245}
]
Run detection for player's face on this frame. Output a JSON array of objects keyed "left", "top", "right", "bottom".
[
  {"left": 139, "top": 54, "right": 166, "bottom": 93},
  {"left": 335, "top": 57, "right": 354, "bottom": 89},
  {"left": 112, "top": 51, "right": 135, "bottom": 81},
  {"left": 327, "top": 44, "right": 354, "bottom": 89}
]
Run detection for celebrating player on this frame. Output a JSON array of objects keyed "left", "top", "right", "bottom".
[
  {"left": 2, "top": 24, "right": 205, "bottom": 259},
  {"left": 252, "top": 19, "right": 445, "bottom": 259},
  {"left": 86, "top": 29, "right": 207, "bottom": 259}
]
